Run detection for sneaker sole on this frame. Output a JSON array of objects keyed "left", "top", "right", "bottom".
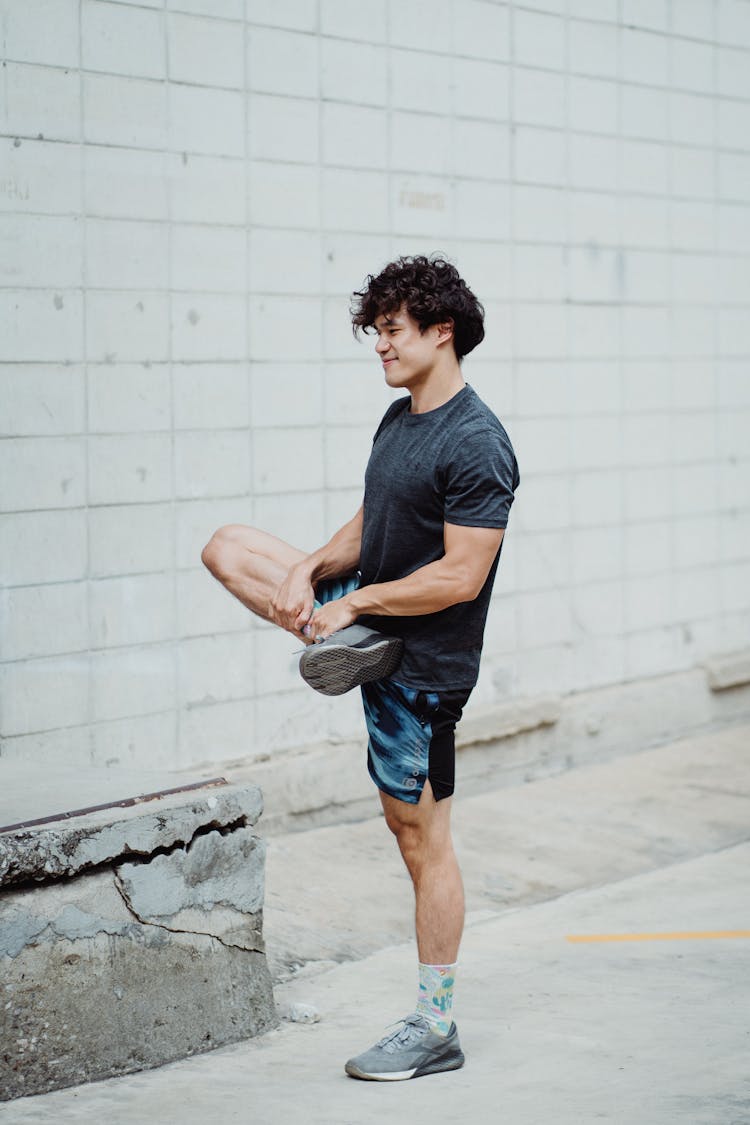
[
  {"left": 299, "top": 636, "right": 403, "bottom": 696},
  {"left": 345, "top": 1050, "right": 465, "bottom": 1082}
]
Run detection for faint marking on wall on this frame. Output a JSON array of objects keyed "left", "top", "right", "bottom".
[
  {"left": 398, "top": 189, "right": 446, "bottom": 212},
  {"left": 0, "top": 178, "right": 30, "bottom": 202}
]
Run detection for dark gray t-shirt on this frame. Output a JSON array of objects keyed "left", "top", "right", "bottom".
[{"left": 359, "top": 384, "right": 520, "bottom": 691}]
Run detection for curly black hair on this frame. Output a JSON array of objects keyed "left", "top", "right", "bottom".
[{"left": 350, "top": 254, "right": 485, "bottom": 361}]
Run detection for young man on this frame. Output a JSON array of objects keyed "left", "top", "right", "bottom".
[{"left": 202, "top": 255, "right": 519, "bottom": 1081}]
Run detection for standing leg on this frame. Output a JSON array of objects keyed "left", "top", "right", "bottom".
[
  {"left": 380, "top": 780, "right": 464, "bottom": 965},
  {"left": 343, "top": 780, "right": 466, "bottom": 1081},
  {"left": 201, "top": 523, "right": 307, "bottom": 629}
]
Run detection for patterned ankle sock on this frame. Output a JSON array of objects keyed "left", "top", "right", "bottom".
[{"left": 416, "top": 962, "right": 457, "bottom": 1036}]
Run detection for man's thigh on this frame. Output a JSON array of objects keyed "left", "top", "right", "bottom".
[
  {"left": 379, "top": 778, "right": 452, "bottom": 832},
  {"left": 212, "top": 523, "right": 307, "bottom": 572}
]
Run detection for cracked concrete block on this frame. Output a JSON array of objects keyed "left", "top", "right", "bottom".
[
  {"left": 115, "top": 827, "right": 266, "bottom": 951},
  {"left": 1, "top": 875, "right": 139, "bottom": 963},
  {"left": 0, "top": 782, "right": 276, "bottom": 1101}
]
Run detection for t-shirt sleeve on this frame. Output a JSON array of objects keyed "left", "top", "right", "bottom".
[{"left": 443, "top": 429, "right": 519, "bottom": 529}]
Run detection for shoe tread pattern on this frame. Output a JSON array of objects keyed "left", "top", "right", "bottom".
[{"left": 301, "top": 637, "right": 403, "bottom": 696}]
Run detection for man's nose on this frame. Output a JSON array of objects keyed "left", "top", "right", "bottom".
[{"left": 375, "top": 336, "right": 388, "bottom": 354}]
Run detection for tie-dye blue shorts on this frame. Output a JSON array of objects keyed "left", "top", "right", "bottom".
[{"left": 315, "top": 573, "right": 472, "bottom": 805}]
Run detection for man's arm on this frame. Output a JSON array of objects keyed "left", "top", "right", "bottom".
[
  {"left": 271, "top": 505, "right": 363, "bottom": 634},
  {"left": 308, "top": 522, "right": 504, "bottom": 638}
]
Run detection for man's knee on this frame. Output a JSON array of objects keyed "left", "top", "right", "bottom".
[
  {"left": 382, "top": 788, "right": 453, "bottom": 871},
  {"left": 382, "top": 796, "right": 412, "bottom": 837},
  {"left": 382, "top": 802, "right": 431, "bottom": 870},
  {"left": 201, "top": 524, "right": 248, "bottom": 578}
]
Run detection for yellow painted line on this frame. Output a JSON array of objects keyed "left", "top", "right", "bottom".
[{"left": 567, "top": 930, "right": 750, "bottom": 944}]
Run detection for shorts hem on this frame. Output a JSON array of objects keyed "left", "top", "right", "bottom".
[{"left": 367, "top": 755, "right": 422, "bottom": 805}]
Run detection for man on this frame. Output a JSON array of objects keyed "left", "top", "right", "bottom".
[{"left": 202, "top": 254, "right": 519, "bottom": 1081}]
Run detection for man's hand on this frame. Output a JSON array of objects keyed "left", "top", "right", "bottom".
[
  {"left": 270, "top": 563, "right": 316, "bottom": 635},
  {"left": 305, "top": 595, "right": 357, "bottom": 641}
]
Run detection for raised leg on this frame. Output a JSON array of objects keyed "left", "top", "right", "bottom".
[{"left": 201, "top": 524, "right": 307, "bottom": 630}]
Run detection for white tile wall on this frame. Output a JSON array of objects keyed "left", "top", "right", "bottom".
[
  {"left": 173, "top": 430, "right": 251, "bottom": 499},
  {"left": 718, "top": 46, "right": 750, "bottom": 100},
  {"left": 248, "top": 161, "right": 320, "bottom": 231},
  {"left": 173, "top": 363, "right": 251, "bottom": 430},
  {"left": 84, "top": 147, "right": 169, "bottom": 221},
  {"left": 320, "top": 0, "right": 387, "bottom": 44},
  {"left": 171, "top": 293, "right": 247, "bottom": 361},
  {"left": 177, "top": 632, "right": 255, "bottom": 707},
  {"left": 15, "top": 188, "right": 68, "bottom": 267},
  {"left": 2, "top": 63, "right": 81, "bottom": 144},
  {"left": 88, "top": 433, "right": 172, "bottom": 505},
  {"left": 251, "top": 363, "right": 323, "bottom": 427},
  {"left": 514, "top": 9, "right": 565, "bottom": 71},
  {"left": 1, "top": 5, "right": 747, "bottom": 774},
  {"left": 1, "top": 582, "right": 89, "bottom": 662},
  {"left": 0, "top": 291, "right": 83, "bottom": 363},
  {"left": 672, "top": 0, "right": 714, "bottom": 41},
  {"left": 83, "top": 74, "right": 168, "bottom": 151},
  {"left": 89, "top": 573, "right": 175, "bottom": 649},
  {"left": 90, "top": 645, "right": 175, "bottom": 723},
  {"left": 178, "top": 698, "right": 255, "bottom": 767},
  {"left": 88, "top": 365, "right": 172, "bottom": 434},
  {"left": 176, "top": 569, "right": 252, "bottom": 638},
  {"left": 2, "top": 0, "right": 79, "bottom": 69},
  {"left": 320, "top": 38, "right": 388, "bottom": 106},
  {"left": 0, "top": 510, "right": 87, "bottom": 586},
  {"left": 0, "top": 437, "right": 86, "bottom": 512},
  {"left": 169, "top": 154, "right": 245, "bottom": 225},
  {"left": 89, "top": 503, "right": 174, "bottom": 578},
  {"left": 168, "top": 84, "right": 245, "bottom": 158},
  {"left": 0, "top": 655, "right": 89, "bottom": 737},
  {"left": 82, "top": 1, "right": 165, "bottom": 80},
  {"left": 674, "top": 41, "right": 715, "bottom": 97},
  {"left": 85, "top": 292, "right": 170, "bottom": 363},
  {"left": 168, "top": 11, "right": 244, "bottom": 89},
  {"left": 454, "top": 1, "right": 510, "bottom": 60},
  {"left": 1, "top": 366, "right": 86, "bottom": 436},
  {"left": 453, "top": 57, "right": 510, "bottom": 121}
]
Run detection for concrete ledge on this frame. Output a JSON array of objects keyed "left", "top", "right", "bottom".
[
  {"left": 0, "top": 781, "right": 263, "bottom": 887},
  {"left": 1, "top": 779, "right": 276, "bottom": 1101},
  {"left": 705, "top": 648, "right": 750, "bottom": 691}
]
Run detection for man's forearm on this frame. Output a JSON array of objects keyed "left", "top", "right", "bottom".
[
  {"left": 347, "top": 556, "right": 479, "bottom": 618},
  {"left": 298, "top": 507, "right": 363, "bottom": 583}
]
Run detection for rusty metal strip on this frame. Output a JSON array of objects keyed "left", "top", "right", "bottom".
[{"left": 0, "top": 777, "right": 229, "bottom": 834}]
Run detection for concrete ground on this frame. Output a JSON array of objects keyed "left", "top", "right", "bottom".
[{"left": 4, "top": 723, "right": 750, "bottom": 1124}]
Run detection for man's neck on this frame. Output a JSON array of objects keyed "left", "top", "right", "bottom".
[{"left": 409, "top": 363, "right": 465, "bottom": 415}]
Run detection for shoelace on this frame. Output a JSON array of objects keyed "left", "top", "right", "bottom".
[{"left": 376, "top": 1014, "right": 429, "bottom": 1054}]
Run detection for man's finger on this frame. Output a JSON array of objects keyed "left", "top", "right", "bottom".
[{"left": 294, "top": 601, "right": 314, "bottom": 631}]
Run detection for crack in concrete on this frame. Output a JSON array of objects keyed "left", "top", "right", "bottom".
[
  {"left": 113, "top": 815, "right": 249, "bottom": 867},
  {"left": 112, "top": 871, "right": 264, "bottom": 955},
  {"left": 2, "top": 816, "right": 249, "bottom": 892},
  {"left": 108, "top": 817, "right": 265, "bottom": 954}
]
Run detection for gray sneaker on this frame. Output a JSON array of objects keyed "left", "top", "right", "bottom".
[
  {"left": 344, "top": 1013, "right": 465, "bottom": 1082},
  {"left": 298, "top": 624, "right": 403, "bottom": 696}
]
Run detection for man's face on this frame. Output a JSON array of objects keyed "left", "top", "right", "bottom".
[{"left": 373, "top": 306, "right": 444, "bottom": 391}]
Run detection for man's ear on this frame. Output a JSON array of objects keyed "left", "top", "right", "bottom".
[{"left": 435, "top": 319, "right": 455, "bottom": 347}]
